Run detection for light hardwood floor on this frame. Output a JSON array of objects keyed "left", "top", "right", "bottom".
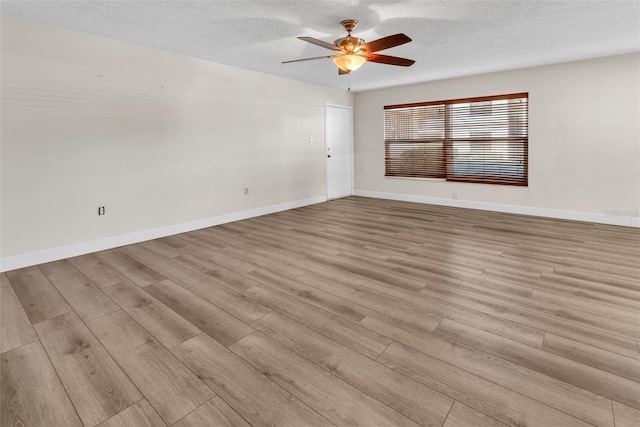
[{"left": 2, "top": 196, "right": 639, "bottom": 427}]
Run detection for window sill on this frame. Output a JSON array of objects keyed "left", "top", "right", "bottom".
[{"left": 384, "top": 176, "right": 446, "bottom": 182}]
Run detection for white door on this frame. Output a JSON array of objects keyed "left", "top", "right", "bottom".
[{"left": 325, "top": 104, "right": 353, "bottom": 200}]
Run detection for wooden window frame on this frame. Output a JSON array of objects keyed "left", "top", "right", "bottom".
[{"left": 384, "top": 92, "right": 529, "bottom": 186}]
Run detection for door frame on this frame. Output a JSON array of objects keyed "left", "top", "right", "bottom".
[{"left": 324, "top": 103, "right": 354, "bottom": 201}]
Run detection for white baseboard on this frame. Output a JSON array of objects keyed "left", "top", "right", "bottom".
[
  {"left": 353, "top": 190, "right": 640, "bottom": 228},
  {"left": 0, "top": 196, "right": 326, "bottom": 273}
]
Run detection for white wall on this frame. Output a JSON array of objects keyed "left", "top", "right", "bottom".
[
  {"left": 354, "top": 53, "right": 640, "bottom": 226},
  {"left": 0, "top": 16, "right": 353, "bottom": 268}
]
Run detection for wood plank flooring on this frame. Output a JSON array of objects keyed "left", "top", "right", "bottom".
[{"left": 2, "top": 196, "right": 639, "bottom": 427}]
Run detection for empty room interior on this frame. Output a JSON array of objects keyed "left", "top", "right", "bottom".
[{"left": 1, "top": 1, "right": 640, "bottom": 427}]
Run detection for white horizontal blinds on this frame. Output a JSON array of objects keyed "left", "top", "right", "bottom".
[
  {"left": 384, "top": 93, "right": 528, "bottom": 186},
  {"left": 384, "top": 103, "right": 446, "bottom": 178}
]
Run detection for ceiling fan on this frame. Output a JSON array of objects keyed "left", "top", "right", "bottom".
[{"left": 283, "top": 19, "right": 415, "bottom": 75}]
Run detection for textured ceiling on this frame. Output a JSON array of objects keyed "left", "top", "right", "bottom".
[{"left": 2, "top": 1, "right": 639, "bottom": 92}]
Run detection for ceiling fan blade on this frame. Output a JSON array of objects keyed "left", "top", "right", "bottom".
[
  {"left": 298, "top": 36, "right": 340, "bottom": 51},
  {"left": 367, "top": 53, "right": 415, "bottom": 67},
  {"left": 361, "top": 33, "right": 411, "bottom": 53},
  {"left": 282, "top": 55, "right": 333, "bottom": 64}
]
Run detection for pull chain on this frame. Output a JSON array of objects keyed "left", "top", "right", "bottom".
[{"left": 348, "top": 72, "right": 351, "bottom": 92}]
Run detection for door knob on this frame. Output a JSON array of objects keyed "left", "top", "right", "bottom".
[{"left": 327, "top": 155, "right": 332, "bottom": 158}]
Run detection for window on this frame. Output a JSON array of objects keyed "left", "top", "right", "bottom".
[{"left": 384, "top": 93, "right": 528, "bottom": 186}]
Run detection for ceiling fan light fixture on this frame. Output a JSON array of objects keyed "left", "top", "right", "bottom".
[{"left": 333, "top": 54, "right": 366, "bottom": 73}]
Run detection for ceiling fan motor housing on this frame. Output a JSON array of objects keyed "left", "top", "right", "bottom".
[
  {"left": 334, "top": 19, "right": 366, "bottom": 54},
  {"left": 334, "top": 36, "right": 365, "bottom": 53}
]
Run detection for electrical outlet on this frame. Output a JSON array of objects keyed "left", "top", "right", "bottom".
[
  {"left": 98, "top": 206, "right": 105, "bottom": 215},
  {"left": 452, "top": 193, "right": 458, "bottom": 200},
  {"left": 244, "top": 187, "right": 249, "bottom": 196}
]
